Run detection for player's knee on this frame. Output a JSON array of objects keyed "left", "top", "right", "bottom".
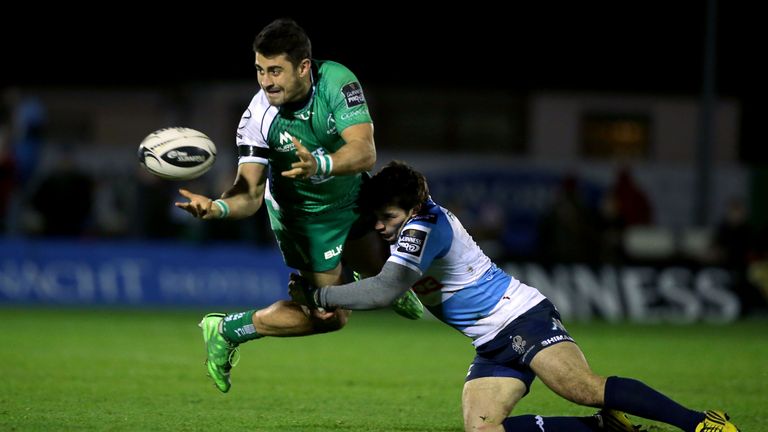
[{"left": 556, "top": 374, "right": 605, "bottom": 406}]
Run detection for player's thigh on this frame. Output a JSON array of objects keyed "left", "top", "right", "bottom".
[
  {"left": 463, "top": 377, "right": 526, "bottom": 431},
  {"left": 343, "top": 229, "right": 389, "bottom": 277},
  {"left": 529, "top": 341, "right": 606, "bottom": 406},
  {"left": 299, "top": 264, "right": 344, "bottom": 287},
  {"left": 267, "top": 203, "right": 357, "bottom": 273}
]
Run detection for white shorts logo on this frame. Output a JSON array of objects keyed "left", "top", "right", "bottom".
[{"left": 324, "top": 245, "right": 343, "bottom": 260}]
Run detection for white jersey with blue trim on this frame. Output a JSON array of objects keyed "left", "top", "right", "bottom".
[{"left": 388, "top": 199, "right": 546, "bottom": 346}]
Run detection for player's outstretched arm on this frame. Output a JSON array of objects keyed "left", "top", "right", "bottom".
[
  {"left": 294, "top": 261, "right": 420, "bottom": 311},
  {"left": 175, "top": 163, "right": 268, "bottom": 220}
]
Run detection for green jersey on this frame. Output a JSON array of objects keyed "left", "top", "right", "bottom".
[{"left": 236, "top": 60, "right": 372, "bottom": 215}]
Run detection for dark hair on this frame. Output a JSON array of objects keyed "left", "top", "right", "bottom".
[
  {"left": 360, "top": 161, "right": 430, "bottom": 213},
  {"left": 253, "top": 18, "right": 312, "bottom": 68}
]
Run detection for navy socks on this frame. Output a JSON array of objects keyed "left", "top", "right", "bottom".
[{"left": 604, "top": 376, "right": 704, "bottom": 431}]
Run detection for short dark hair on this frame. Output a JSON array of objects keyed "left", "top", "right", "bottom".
[
  {"left": 360, "top": 161, "right": 430, "bottom": 213},
  {"left": 253, "top": 18, "right": 312, "bottom": 68}
]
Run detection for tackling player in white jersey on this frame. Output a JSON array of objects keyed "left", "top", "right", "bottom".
[{"left": 290, "top": 161, "right": 739, "bottom": 432}]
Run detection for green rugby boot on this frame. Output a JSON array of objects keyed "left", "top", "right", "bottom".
[
  {"left": 349, "top": 271, "right": 423, "bottom": 320},
  {"left": 198, "top": 313, "right": 240, "bottom": 393},
  {"left": 392, "top": 289, "right": 424, "bottom": 320}
]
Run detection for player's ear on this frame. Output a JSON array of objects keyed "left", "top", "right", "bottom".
[{"left": 298, "top": 59, "right": 311, "bottom": 77}]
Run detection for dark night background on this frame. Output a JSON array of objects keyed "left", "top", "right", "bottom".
[
  {"left": 1, "top": 4, "right": 761, "bottom": 158},
  {"left": 2, "top": 3, "right": 768, "bottom": 325}
]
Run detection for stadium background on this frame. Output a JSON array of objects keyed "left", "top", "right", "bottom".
[{"left": 1, "top": 4, "right": 766, "bottom": 431}]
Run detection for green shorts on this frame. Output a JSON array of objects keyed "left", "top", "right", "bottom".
[{"left": 265, "top": 197, "right": 368, "bottom": 272}]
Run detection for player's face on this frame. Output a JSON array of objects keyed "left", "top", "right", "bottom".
[
  {"left": 373, "top": 205, "right": 414, "bottom": 243},
  {"left": 254, "top": 52, "right": 311, "bottom": 106}
]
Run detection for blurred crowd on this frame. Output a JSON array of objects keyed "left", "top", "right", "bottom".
[
  {"left": 0, "top": 98, "right": 271, "bottom": 246},
  {"left": 2, "top": 96, "right": 766, "bottom": 313}
]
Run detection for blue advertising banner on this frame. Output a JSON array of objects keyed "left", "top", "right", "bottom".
[
  {"left": 0, "top": 239, "right": 748, "bottom": 323},
  {"left": 0, "top": 239, "right": 290, "bottom": 307}
]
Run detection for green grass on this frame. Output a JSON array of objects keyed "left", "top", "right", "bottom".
[{"left": 1, "top": 308, "right": 765, "bottom": 431}]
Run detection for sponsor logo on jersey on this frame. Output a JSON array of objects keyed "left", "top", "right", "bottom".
[
  {"left": 411, "top": 213, "right": 437, "bottom": 224},
  {"left": 238, "top": 108, "right": 252, "bottom": 129},
  {"left": 323, "top": 244, "right": 343, "bottom": 260},
  {"left": 340, "top": 110, "right": 367, "bottom": 121},
  {"left": 412, "top": 276, "right": 443, "bottom": 295},
  {"left": 326, "top": 113, "right": 337, "bottom": 135},
  {"left": 397, "top": 228, "right": 427, "bottom": 257},
  {"left": 341, "top": 82, "right": 366, "bottom": 108},
  {"left": 275, "top": 131, "right": 296, "bottom": 152}
]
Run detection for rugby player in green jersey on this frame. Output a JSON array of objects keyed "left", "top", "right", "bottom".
[{"left": 175, "top": 18, "right": 423, "bottom": 393}]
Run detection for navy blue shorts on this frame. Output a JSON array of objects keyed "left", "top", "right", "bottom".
[{"left": 465, "top": 299, "right": 575, "bottom": 392}]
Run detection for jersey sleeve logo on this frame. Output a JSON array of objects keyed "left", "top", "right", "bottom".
[
  {"left": 411, "top": 213, "right": 437, "bottom": 224},
  {"left": 341, "top": 82, "right": 366, "bottom": 108},
  {"left": 238, "top": 108, "right": 252, "bottom": 129},
  {"left": 396, "top": 228, "right": 427, "bottom": 257},
  {"left": 412, "top": 276, "right": 443, "bottom": 295}
]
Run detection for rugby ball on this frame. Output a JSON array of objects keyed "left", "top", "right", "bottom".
[{"left": 138, "top": 127, "right": 216, "bottom": 180}]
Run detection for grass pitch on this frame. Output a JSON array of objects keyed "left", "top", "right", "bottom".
[{"left": 1, "top": 308, "right": 765, "bottom": 431}]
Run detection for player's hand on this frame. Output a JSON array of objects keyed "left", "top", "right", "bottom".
[
  {"left": 174, "top": 188, "right": 217, "bottom": 219},
  {"left": 288, "top": 273, "right": 324, "bottom": 311},
  {"left": 281, "top": 138, "right": 317, "bottom": 179}
]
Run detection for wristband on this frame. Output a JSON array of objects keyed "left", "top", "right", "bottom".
[
  {"left": 313, "top": 154, "right": 333, "bottom": 177},
  {"left": 213, "top": 199, "right": 230, "bottom": 219}
]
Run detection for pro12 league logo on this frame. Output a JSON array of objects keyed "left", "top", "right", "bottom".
[
  {"left": 397, "top": 228, "right": 427, "bottom": 257},
  {"left": 341, "top": 82, "right": 365, "bottom": 108}
]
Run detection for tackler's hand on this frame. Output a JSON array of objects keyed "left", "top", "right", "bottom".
[{"left": 288, "top": 273, "right": 324, "bottom": 311}]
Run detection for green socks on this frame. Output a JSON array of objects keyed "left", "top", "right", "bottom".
[{"left": 221, "top": 310, "right": 262, "bottom": 344}]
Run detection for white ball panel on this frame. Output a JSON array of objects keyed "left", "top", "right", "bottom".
[{"left": 138, "top": 127, "right": 217, "bottom": 181}]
